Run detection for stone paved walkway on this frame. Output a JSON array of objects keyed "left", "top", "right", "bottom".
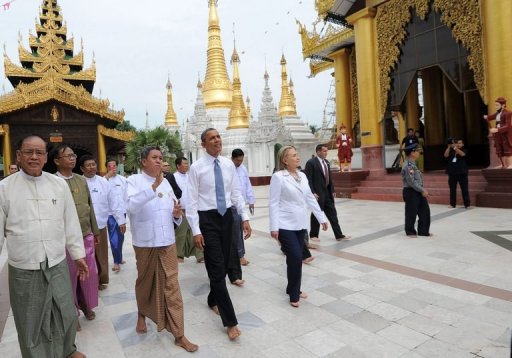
[{"left": 1, "top": 186, "right": 511, "bottom": 357}]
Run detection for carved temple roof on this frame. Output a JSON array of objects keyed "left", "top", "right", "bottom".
[{"left": 4, "top": 0, "right": 96, "bottom": 92}]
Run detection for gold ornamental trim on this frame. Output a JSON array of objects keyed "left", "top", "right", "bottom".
[
  {"left": 98, "top": 125, "right": 135, "bottom": 142},
  {"left": 309, "top": 59, "right": 334, "bottom": 77},
  {"left": 315, "top": 0, "right": 336, "bottom": 18},
  {"left": 350, "top": 49, "right": 359, "bottom": 126},
  {"left": 376, "top": 0, "right": 485, "bottom": 118},
  {"left": 0, "top": 70, "right": 124, "bottom": 122},
  {"left": 298, "top": 20, "right": 354, "bottom": 60}
]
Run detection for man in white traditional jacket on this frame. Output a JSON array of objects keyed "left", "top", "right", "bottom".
[
  {"left": 80, "top": 154, "right": 125, "bottom": 290},
  {"left": 126, "top": 146, "right": 198, "bottom": 353},
  {"left": 0, "top": 135, "right": 88, "bottom": 358}
]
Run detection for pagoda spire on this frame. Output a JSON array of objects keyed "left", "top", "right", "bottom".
[
  {"left": 164, "top": 75, "right": 178, "bottom": 126},
  {"left": 202, "top": 0, "right": 232, "bottom": 109},
  {"left": 259, "top": 69, "right": 278, "bottom": 122},
  {"left": 227, "top": 45, "right": 249, "bottom": 129},
  {"left": 289, "top": 77, "right": 298, "bottom": 113},
  {"left": 278, "top": 54, "right": 297, "bottom": 117},
  {"left": 246, "top": 95, "right": 252, "bottom": 120},
  {"left": 4, "top": 0, "right": 96, "bottom": 92}
]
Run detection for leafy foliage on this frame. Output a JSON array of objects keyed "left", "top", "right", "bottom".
[
  {"left": 125, "top": 127, "right": 182, "bottom": 172},
  {"left": 115, "top": 120, "right": 137, "bottom": 132}
]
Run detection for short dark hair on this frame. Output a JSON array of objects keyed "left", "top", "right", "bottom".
[
  {"left": 231, "top": 148, "right": 244, "bottom": 158},
  {"left": 175, "top": 156, "right": 188, "bottom": 167},
  {"left": 79, "top": 154, "right": 96, "bottom": 168},
  {"left": 16, "top": 135, "right": 46, "bottom": 150},
  {"left": 105, "top": 158, "right": 118, "bottom": 167},
  {"left": 140, "top": 145, "right": 162, "bottom": 160},
  {"left": 201, "top": 128, "right": 217, "bottom": 142},
  {"left": 407, "top": 128, "right": 414, "bottom": 132},
  {"left": 50, "top": 144, "right": 72, "bottom": 161},
  {"left": 315, "top": 144, "right": 327, "bottom": 152}
]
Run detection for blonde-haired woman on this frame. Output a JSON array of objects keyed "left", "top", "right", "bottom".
[{"left": 269, "top": 146, "right": 329, "bottom": 307}]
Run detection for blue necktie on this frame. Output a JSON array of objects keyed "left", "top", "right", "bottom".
[{"left": 214, "top": 159, "right": 227, "bottom": 215}]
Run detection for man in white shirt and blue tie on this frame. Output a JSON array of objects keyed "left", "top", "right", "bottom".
[{"left": 187, "top": 128, "right": 251, "bottom": 341}]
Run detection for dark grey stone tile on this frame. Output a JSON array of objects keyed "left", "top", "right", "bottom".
[
  {"left": 101, "top": 291, "right": 136, "bottom": 306},
  {"left": 237, "top": 311, "right": 266, "bottom": 331},
  {"left": 346, "top": 311, "right": 392, "bottom": 333},
  {"left": 317, "top": 284, "right": 356, "bottom": 299},
  {"left": 321, "top": 300, "right": 363, "bottom": 318},
  {"left": 190, "top": 283, "right": 210, "bottom": 297},
  {"left": 387, "top": 294, "right": 430, "bottom": 313}
]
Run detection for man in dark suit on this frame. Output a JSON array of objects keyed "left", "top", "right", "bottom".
[{"left": 304, "top": 144, "right": 350, "bottom": 242}]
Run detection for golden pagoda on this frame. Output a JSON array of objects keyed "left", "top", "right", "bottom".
[
  {"left": 202, "top": 0, "right": 233, "bottom": 109},
  {"left": 278, "top": 54, "right": 297, "bottom": 117},
  {"left": 0, "top": 0, "right": 132, "bottom": 175},
  {"left": 246, "top": 95, "right": 252, "bottom": 120},
  {"left": 227, "top": 46, "right": 249, "bottom": 129},
  {"left": 289, "top": 78, "right": 297, "bottom": 110},
  {"left": 164, "top": 75, "right": 178, "bottom": 126}
]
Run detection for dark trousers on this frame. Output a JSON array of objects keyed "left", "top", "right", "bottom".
[
  {"left": 403, "top": 188, "right": 431, "bottom": 236},
  {"left": 199, "top": 208, "right": 239, "bottom": 327},
  {"left": 236, "top": 214, "right": 245, "bottom": 258},
  {"left": 278, "top": 229, "right": 306, "bottom": 303},
  {"left": 448, "top": 174, "right": 470, "bottom": 207},
  {"left": 310, "top": 196, "right": 343, "bottom": 239}
]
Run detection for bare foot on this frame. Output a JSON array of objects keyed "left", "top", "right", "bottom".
[
  {"left": 175, "top": 336, "right": 198, "bottom": 352},
  {"left": 68, "top": 351, "right": 86, "bottom": 358},
  {"left": 240, "top": 257, "right": 250, "bottom": 266},
  {"left": 307, "top": 243, "right": 318, "bottom": 250},
  {"left": 290, "top": 301, "right": 300, "bottom": 308},
  {"left": 231, "top": 279, "right": 245, "bottom": 286},
  {"left": 136, "top": 313, "right": 147, "bottom": 333},
  {"left": 210, "top": 305, "right": 220, "bottom": 315},
  {"left": 112, "top": 264, "right": 120, "bottom": 272},
  {"left": 121, "top": 260, "right": 126, "bottom": 264},
  {"left": 98, "top": 284, "right": 108, "bottom": 290},
  {"left": 303, "top": 256, "right": 315, "bottom": 264},
  {"left": 227, "top": 326, "right": 241, "bottom": 340},
  {"left": 406, "top": 235, "right": 418, "bottom": 238},
  {"left": 178, "top": 257, "right": 184, "bottom": 263},
  {"left": 299, "top": 292, "right": 308, "bottom": 299}
]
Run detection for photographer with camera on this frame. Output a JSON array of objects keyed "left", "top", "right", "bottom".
[{"left": 444, "top": 138, "right": 470, "bottom": 208}]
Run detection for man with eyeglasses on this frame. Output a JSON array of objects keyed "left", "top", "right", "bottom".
[
  {"left": 52, "top": 144, "right": 100, "bottom": 328},
  {"left": 8, "top": 164, "right": 18, "bottom": 174},
  {"left": 0, "top": 135, "right": 88, "bottom": 358},
  {"left": 79, "top": 155, "right": 125, "bottom": 290},
  {"left": 104, "top": 159, "right": 127, "bottom": 272}
]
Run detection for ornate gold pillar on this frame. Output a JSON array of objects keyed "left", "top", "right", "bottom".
[
  {"left": 329, "top": 48, "right": 353, "bottom": 134},
  {"left": 422, "top": 67, "right": 445, "bottom": 146},
  {"left": 347, "top": 8, "right": 384, "bottom": 174},
  {"left": 2, "top": 124, "right": 12, "bottom": 175},
  {"left": 481, "top": 0, "right": 512, "bottom": 104},
  {"left": 97, "top": 126, "right": 107, "bottom": 175},
  {"left": 405, "top": 75, "right": 419, "bottom": 131}
]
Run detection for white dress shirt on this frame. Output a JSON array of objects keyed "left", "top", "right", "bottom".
[
  {"left": 187, "top": 153, "right": 249, "bottom": 236},
  {"left": 107, "top": 174, "right": 127, "bottom": 216},
  {"left": 126, "top": 172, "right": 181, "bottom": 247},
  {"left": 235, "top": 164, "right": 255, "bottom": 205},
  {"left": 269, "top": 170, "right": 327, "bottom": 232},
  {"left": 0, "top": 170, "right": 85, "bottom": 270},
  {"left": 173, "top": 171, "right": 189, "bottom": 210},
  {"left": 85, "top": 175, "right": 125, "bottom": 229}
]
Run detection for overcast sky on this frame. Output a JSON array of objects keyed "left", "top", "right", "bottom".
[{"left": 0, "top": 0, "right": 333, "bottom": 130}]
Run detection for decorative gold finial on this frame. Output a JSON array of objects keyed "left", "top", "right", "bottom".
[
  {"left": 278, "top": 53, "right": 297, "bottom": 116},
  {"left": 165, "top": 75, "right": 178, "bottom": 126},
  {"left": 227, "top": 38, "right": 248, "bottom": 129},
  {"left": 203, "top": 0, "right": 232, "bottom": 109}
]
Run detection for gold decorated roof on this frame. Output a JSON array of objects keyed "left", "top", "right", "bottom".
[
  {"left": 4, "top": 0, "right": 96, "bottom": 92},
  {"left": 227, "top": 46, "right": 249, "bottom": 129},
  {"left": 98, "top": 124, "right": 135, "bottom": 141},
  {"left": 278, "top": 54, "right": 297, "bottom": 117},
  {"left": 202, "top": 0, "right": 233, "bottom": 109},
  {"left": 0, "top": 70, "right": 124, "bottom": 122},
  {"left": 164, "top": 76, "right": 178, "bottom": 126}
]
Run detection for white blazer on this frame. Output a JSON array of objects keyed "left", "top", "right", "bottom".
[{"left": 269, "top": 170, "right": 327, "bottom": 232}]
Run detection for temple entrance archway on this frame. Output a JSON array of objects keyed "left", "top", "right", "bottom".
[{"left": 388, "top": 7, "right": 488, "bottom": 170}]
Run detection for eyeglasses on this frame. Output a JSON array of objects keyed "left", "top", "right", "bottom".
[
  {"left": 19, "top": 149, "right": 47, "bottom": 157},
  {"left": 57, "top": 154, "right": 77, "bottom": 160}
]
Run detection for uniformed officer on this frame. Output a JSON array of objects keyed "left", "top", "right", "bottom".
[{"left": 401, "top": 143, "right": 431, "bottom": 237}]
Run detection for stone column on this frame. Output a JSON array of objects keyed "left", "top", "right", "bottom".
[
  {"left": 330, "top": 48, "right": 353, "bottom": 135},
  {"left": 2, "top": 125, "right": 12, "bottom": 175},
  {"left": 97, "top": 126, "right": 107, "bottom": 175},
  {"left": 347, "top": 8, "right": 384, "bottom": 175}
]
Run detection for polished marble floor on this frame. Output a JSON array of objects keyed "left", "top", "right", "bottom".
[{"left": 1, "top": 186, "right": 511, "bottom": 357}]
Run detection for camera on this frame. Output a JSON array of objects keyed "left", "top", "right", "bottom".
[{"left": 447, "top": 137, "right": 456, "bottom": 145}]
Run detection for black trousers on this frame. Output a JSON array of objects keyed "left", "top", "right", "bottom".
[
  {"left": 198, "top": 208, "right": 240, "bottom": 327},
  {"left": 402, "top": 188, "right": 431, "bottom": 236},
  {"left": 448, "top": 174, "right": 470, "bottom": 208},
  {"left": 310, "top": 195, "right": 343, "bottom": 239},
  {"left": 278, "top": 229, "right": 306, "bottom": 303}
]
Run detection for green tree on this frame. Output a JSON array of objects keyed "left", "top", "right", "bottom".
[
  {"left": 115, "top": 120, "right": 137, "bottom": 132},
  {"left": 309, "top": 124, "right": 319, "bottom": 134},
  {"left": 125, "top": 127, "right": 182, "bottom": 172}
]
